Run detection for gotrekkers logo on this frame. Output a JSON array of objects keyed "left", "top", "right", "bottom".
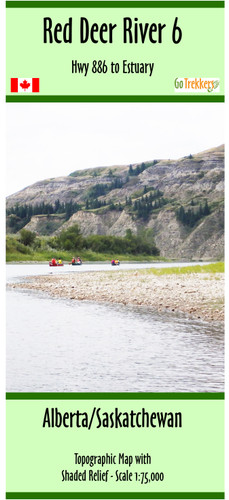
[{"left": 174, "top": 77, "right": 220, "bottom": 93}]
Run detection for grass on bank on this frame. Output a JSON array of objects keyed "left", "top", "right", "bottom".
[
  {"left": 6, "top": 250, "right": 167, "bottom": 263},
  {"left": 140, "top": 262, "right": 224, "bottom": 276},
  {"left": 6, "top": 236, "right": 167, "bottom": 263}
]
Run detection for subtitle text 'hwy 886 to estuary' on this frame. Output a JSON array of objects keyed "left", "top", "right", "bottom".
[{"left": 72, "top": 60, "right": 155, "bottom": 77}]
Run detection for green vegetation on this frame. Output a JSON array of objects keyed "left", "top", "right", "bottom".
[
  {"left": 6, "top": 186, "right": 167, "bottom": 233},
  {"left": 128, "top": 161, "right": 157, "bottom": 176},
  {"left": 84, "top": 176, "right": 129, "bottom": 209},
  {"left": 6, "top": 225, "right": 160, "bottom": 262},
  {"left": 132, "top": 191, "right": 167, "bottom": 220},
  {"left": 176, "top": 200, "right": 210, "bottom": 227},
  {"left": 7, "top": 199, "right": 81, "bottom": 232},
  {"left": 86, "top": 177, "right": 125, "bottom": 200},
  {"left": 96, "top": 188, "right": 168, "bottom": 220},
  {"left": 51, "top": 225, "right": 159, "bottom": 255},
  {"left": 85, "top": 198, "right": 107, "bottom": 210},
  {"left": 140, "top": 262, "right": 224, "bottom": 276},
  {"left": 132, "top": 186, "right": 153, "bottom": 198},
  {"left": 69, "top": 166, "right": 107, "bottom": 177},
  {"left": 19, "top": 229, "right": 37, "bottom": 246}
]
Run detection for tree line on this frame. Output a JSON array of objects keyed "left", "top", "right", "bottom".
[
  {"left": 86, "top": 176, "right": 126, "bottom": 200},
  {"left": 7, "top": 199, "right": 82, "bottom": 231},
  {"left": 176, "top": 201, "right": 210, "bottom": 227},
  {"left": 17, "top": 224, "right": 160, "bottom": 257},
  {"left": 51, "top": 224, "right": 159, "bottom": 256},
  {"left": 7, "top": 199, "right": 81, "bottom": 219},
  {"left": 128, "top": 161, "right": 157, "bottom": 176},
  {"left": 132, "top": 190, "right": 166, "bottom": 220},
  {"left": 7, "top": 184, "right": 166, "bottom": 234}
]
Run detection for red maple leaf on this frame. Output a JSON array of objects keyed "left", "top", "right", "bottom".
[{"left": 20, "top": 80, "right": 30, "bottom": 91}]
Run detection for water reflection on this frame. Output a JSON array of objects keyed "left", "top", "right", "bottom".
[{"left": 6, "top": 289, "right": 224, "bottom": 392}]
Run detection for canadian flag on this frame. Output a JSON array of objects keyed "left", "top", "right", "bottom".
[{"left": 11, "top": 78, "right": 39, "bottom": 93}]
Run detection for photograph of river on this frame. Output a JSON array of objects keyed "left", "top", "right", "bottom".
[
  {"left": 6, "top": 262, "right": 224, "bottom": 392},
  {"left": 6, "top": 104, "right": 224, "bottom": 393}
]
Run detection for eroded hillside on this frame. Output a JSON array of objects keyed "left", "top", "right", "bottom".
[{"left": 6, "top": 145, "right": 224, "bottom": 260}]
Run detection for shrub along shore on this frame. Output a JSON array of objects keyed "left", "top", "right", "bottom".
[
  {"left": 6, "top": 226, "right": 162, "bottom": 262},
  {"left": 10, "top": 263, "right": 224, "bottom": 323}
]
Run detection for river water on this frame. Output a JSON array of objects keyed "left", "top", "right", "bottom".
[
  {"left": 6, "top": 262, "right": 224, "bottom": 392},
  {"left": 6, "top": 260, "right": 208, "bottom": 282}
]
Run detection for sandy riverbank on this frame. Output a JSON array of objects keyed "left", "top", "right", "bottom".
[{"left": 10, "top": 268, "right": 224, "bottom": 323}]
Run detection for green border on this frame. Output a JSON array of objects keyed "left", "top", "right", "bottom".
[
  {"left": 6, "top": 392, "right": 225, "bottom": 399},
  {"left": 6, "top": 0, "right": 224, "bottom": 103},
  {"left": 5, "top": 1, "right": 225, "bottom": 8},
  {"left": 5, "top": 95, "right": 225, "bottom": 103},
  {"left": 6, "top": 395, "right": 224, "bottom": 499},
  {"left": 5, "top": 493, "right": 225, "bottom": 499}
]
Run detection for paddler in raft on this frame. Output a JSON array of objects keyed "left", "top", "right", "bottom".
[
  {"left": 51, "top": 257, "right": 57, "bottom": 265},
  {"left": 58, "top": 257, "right": 62, "bottom": 265},
  {"left": 70, "top": 256, "right": 82, "bottom": 265},
  {"left": 111, "top": 259, "right": 120, "bottom": 266}
]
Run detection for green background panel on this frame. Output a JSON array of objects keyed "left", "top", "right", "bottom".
[
  {"left": 6, "top": 399, "right": 224, "bottom": 493},
  {"left": 6, "top": 6, "right": 224, "bottom": 97}
]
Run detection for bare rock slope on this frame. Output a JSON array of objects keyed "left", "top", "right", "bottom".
[{"left": 6, "top": 145, "right": 224, "bottom": 260}]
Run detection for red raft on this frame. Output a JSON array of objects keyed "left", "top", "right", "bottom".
[{"left": 49, "top": 262, "right": 64, "bottom": 267}]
